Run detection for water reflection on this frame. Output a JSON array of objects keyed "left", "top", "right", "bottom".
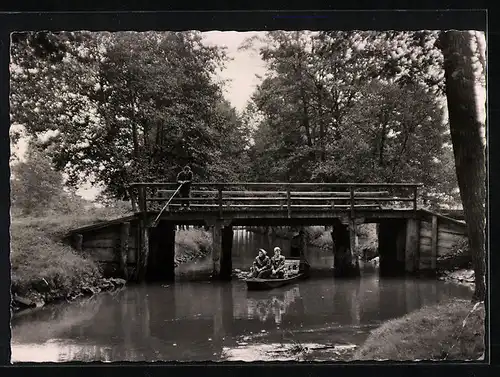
[
  {"left": 11, "top": 227, "right": 473, "bottom": 362},
  {"left": 11, "top": 274, "right": 473, "bottom": 362},
  {"left": 246, "top": 286, "right": 301, "bottom": 324}
]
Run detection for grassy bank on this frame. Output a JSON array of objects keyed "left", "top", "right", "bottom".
[
  {"left": 11, "top": 218, "right": 105, "bottom": 310},
  {"left": 353, "top": 299, "right": 485, "bottom": 361},
  {"left": 10, "top": 206, "right": 211, "bottom": 311},
  {"left": 175, "top": 228, "right": 212, "bottom": 266},
  {"left": 10, "top": 206, "right": 132, "bottom": 310}
]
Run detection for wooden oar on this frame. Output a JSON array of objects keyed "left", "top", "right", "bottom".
[{"left": 151, "top": 182, "right": 184, "bottom": 228}]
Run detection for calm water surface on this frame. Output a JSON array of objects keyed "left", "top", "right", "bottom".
[{"left": 11, "top": 229, "right": 472, "bottom": 362}]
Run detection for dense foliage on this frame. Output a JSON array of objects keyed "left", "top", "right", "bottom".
[
  {"left": 10, "top": 30, "right": 486, "bottom": 302},
  {"left": 242, "top": 31, "right": 459, "bottom": 205},
  {"left": 10, "top": 142, "right": 90, "bottom": 216},
  {"left": 11, "top": 31, "right": 249, "bottom": 200},
  {"left": 10, "top": 30, "right": 483, "bottom": 209}
]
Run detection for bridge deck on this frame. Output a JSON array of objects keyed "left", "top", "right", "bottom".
[
  {"left": 67, "top": 208, "right": 464, "bottom": 235},
  {"left": 144, "top": 207, "right": 418, "bottom": 225}
]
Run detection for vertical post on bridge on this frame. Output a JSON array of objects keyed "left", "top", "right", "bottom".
[
  {"left": 72, "top": 233, "right": 83, "bottom": 252},
  {"left": 349, "top": 186, "right": 357, "bottom": 270},
  {"left": 349, "top": 186, "right": 355, "bottom": 219},
  {"left": 136, "top": 184, "right": 149, "bottom": 283},
  {"left": 137, "top": 221, "right": 150, "bottom": 283},
  {"left": 147, "top": 222, "right": 175, "bottom": 282},
  {"left": 128, "top": 186, "right": 138, "bottom": 212},
  {"left": 405, "top": 218, "right": 420, "bottom": 274},
  {"left": 221, "top": 224, "right": 233, "bottom": 280},
  {"left": 218, "top": 185, "right": 223, "bottom": 217},
  {"left": 119, "top": 221, "right": 130, "bottom": 280},
  {"left": 332, "top": 218, "right": 360, "bottom": 277},
  {"left": 430, "top": 215, "right": 438, "bottom": 271},
  {"left": 413, "top": 185, "right": 418, "bottom": 213},
  {"left": 137, "top": 186, "right": 146, "bottom": 214},
  {"left": 211, "top": 220, "right": 233, "bottom": 280},
  {"left": 286, "top": 185, "right": 291, "bottom": 218},
  {"left": 212, "top": 221, "right": 222, "bottom": 278}
]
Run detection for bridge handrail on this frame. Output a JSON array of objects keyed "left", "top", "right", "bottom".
[
  {"left": 129, "top": 182, "right": 424, "bottom": 188},
  {"left": 128, "top": 182, "right": 422, "bottom": 216}
]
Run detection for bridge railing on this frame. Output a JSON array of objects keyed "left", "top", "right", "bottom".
[{"left": 128, "top": 182, "right": 423, "bottom": 216}]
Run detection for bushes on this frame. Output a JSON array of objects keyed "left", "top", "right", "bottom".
[
  {"left": 304, "top": 226, "right": 326, "bottom": 241},
  {"left": 175, "top": 229, "right": 212, "bottom": 263},
  {"left": 306, "top": 226, "right": 333, "bottom": 249}
]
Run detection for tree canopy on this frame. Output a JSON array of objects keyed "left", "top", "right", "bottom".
[
  {"left": 10, "top": 31, "right": 250, "bottom": 200},
  {"left": 10, "top": 30, "right": 478, "bottom": 209},
  {"left": 241, "top": 31, "right": 459, "bottom": 206}
]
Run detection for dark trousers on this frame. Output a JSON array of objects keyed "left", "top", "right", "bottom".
[
  {"left": 252, "top": 267, "right": 272, "bottom": 279},
  {"left": 179, "top": 187, "right": 191, "bottom": 208}
]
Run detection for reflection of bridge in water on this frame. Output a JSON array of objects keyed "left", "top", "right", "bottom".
[{"left": 67, "top": 182, "right": 467, "bottom": 283}]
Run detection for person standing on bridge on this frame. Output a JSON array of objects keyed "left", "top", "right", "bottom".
[{"left": 177, "top": 165, "right": 193, "bottom": 210}]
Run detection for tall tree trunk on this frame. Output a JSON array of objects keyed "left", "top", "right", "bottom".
[{"left": 439, "top": 30, "right": 486, "bottom": 302}]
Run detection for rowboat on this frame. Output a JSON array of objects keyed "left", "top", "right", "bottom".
[
  {"left": 245, "top": 273, "right": 307, "bottom": 291},
  {"left": 244, "top": 258, "right": 310, "bottom": 291}
]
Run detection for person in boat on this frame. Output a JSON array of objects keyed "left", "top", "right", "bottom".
[
  {"left": 176, "top": 165, "right": 193, "bottom": 210},
  {"left": 251, "top": 248, "right": 272, "bottom": 278},
  {"left": 270, "top": 247, "right": 286, "bottom": 279}
]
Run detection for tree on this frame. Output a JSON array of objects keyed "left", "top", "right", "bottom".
[
  {"left": 10, "top": 31, "right": 94, "bottom": 143},
  {"left": 244, "top": 31, "right": 457, "bottom": 201},
  {"left": 340, "top": 81, "right": 455, "bottom": 189},
  {"left": 10, "top": 143, "right": 88, "bottom": 216},
  {"left": 438, "top": 31, "right": 486, "bottom": 302},
  {"left": 10, "top": 31, "right": 250, "bottom": 200}
]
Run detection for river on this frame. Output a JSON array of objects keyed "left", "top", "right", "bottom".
[{"left": 10, "top": 228, "right": 472, "bottom": 362}]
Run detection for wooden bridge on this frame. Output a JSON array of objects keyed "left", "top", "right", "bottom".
[
  {"left": 66, "top": 182, "right": 468, "bottom": 282},
  {"left": 130, "top": 182, "right": 420, "bottom": 221}
]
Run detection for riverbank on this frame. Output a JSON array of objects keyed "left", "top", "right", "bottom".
[
  {"left": 174, "top": 228, "right": 212, "bottom": 266},
  {"left": 439, "top": 269, "right": 475, "bottom": 290},
  {"left": 10, "top": 209, "right": 131, "bottom": 313},
  {"left": 353, "top": 299, "right": 485, "bottom": 361},
  {"left": 10, "top": 210, "right": 212, "bottom": 313}
]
